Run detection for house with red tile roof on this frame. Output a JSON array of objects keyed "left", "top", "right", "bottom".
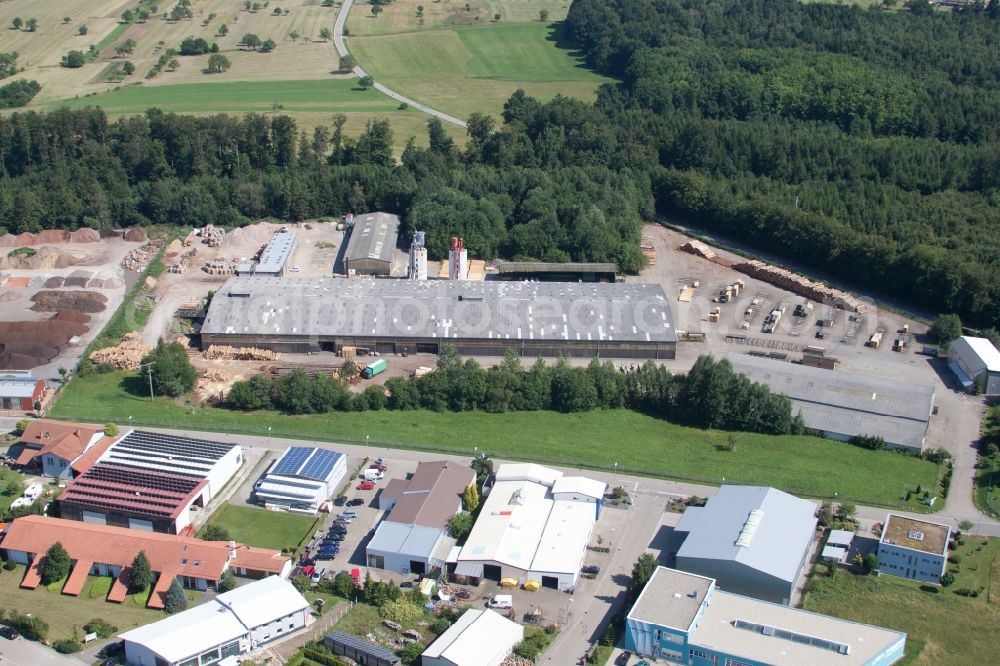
[
  {"left": 1, "top": 516, "right": 291, "bottom": 607},
  {"left": 12, "top": 419, "right": 115, "bottom": 479}
]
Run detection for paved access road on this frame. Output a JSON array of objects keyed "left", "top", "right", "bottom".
[
  {"left": 333, "top": 0, "right": 467, "bottom": 128},
  {"left": 0, "top": 636, "right": 87, "bottom": 665}
]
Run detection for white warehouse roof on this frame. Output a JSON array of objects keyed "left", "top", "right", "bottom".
[
  {"left": 952, "top": 336, "right": 1000, "bottom": 373},
  {"left": 552, "top": 476, "right": 607, "bottom": 500},
  {"left": 422, "top": 609, "right": 523, "bottom": 666},
  {"left": 120, "top": 576, "right": 309, "bottom": 663},
  {"left": 457, "top": 463, "right": 599, "bottom": 577}
]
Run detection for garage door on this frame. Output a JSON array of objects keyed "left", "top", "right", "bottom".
[
  {"left": 128, "top": 518, "right": 154, "bottom": 531},
  {"left": 81, "top": 510, "right": 107, "bottom": 525},
  {"left": 542, "top": 576, "right": 559, "bottom": 590},
  {"left": 483, "top": 564, "right": 502, "bottom": 582}
]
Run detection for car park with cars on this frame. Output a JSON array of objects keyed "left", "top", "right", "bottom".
[{"left": 357, "top": 480, "right": 374, "bottom": 490}]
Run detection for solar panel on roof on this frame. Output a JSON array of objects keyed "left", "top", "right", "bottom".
[{"left": 272, "top": 447, "right": 311, "bottom": 476}]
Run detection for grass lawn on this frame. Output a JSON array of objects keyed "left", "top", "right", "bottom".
[
  {"left": 201, "top": 504, "right": 318, "bottom": 553},
  {"left": 0, "top": 465, "right": 29, "bottom": 514},
  {"left": 332, "top": 600, "right": 439, "bottom": 649},
  {"left": 0, "top": 566, "right": 166, "bottom": 642},
  {"left": 802, "top": 542, "right": 1000, "bottom": 665},
  {"left": 348, "top": 22, "right": 614, "bottom": 120},
  {"left": 53, "top": 371, "right": 941, "bottom": 508}
]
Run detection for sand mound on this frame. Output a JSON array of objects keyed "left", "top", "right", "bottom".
[
  {"left": 69, "top": 228, "right": 100, "bottom": 243},
  {"left": 124, "top": 226, "right": 148, "bottom": 242},
  {"left": 0, "top": 247, "right": 83, "bottom": 271},
  {"left": 29, "top": 290, "right": 107, "bottom": 313},
  {"left": 165, "top": 239, "right": 183, "bottom": 258},
  {"left": 0, "top": 228, "right": 100, "bottom": 247}
]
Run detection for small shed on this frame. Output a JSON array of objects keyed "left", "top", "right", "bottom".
[
  {"left": 821, "top": 529, "right": 855, "bottom": 563},
  {"left": 324, "top": 631, "right": 401, "bottom": 666}
]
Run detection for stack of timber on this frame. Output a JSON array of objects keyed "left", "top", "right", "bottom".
[{"left": 204, "top": 345, "right": 279, "bottom": 361}]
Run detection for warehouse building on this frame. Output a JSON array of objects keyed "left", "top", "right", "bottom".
[
  {"left": 255, "top": 446, "right": 347, "bottom": 514},
  {"left": 454, "top": 463, "right": 606, "bottom": 591},
  {"left": 58, "top": 430, "right": 243, "bottom": 533},
  {"left": 201, "top": 276, "right": 677, "bottom": 359},
  {"left": 344, "top": 212, "right": 399, "bottom": 275},
  {"left": 0, "top": 371, "right": 44, "bottom": 414},
  {"left": 673, "top": 485, "right": 817, "bottom": 605},
  {"left": 366, "top": 460, "right": 474, "bottom": 575},
  {"left": 121, "top": 576, "right": 309, "bottom": 666},
  {"left": 947, "top": 335, "right": 1000, "bottom": 395},
  {"left": 421, "top": 609, "right": 524, "bottom": 666},
  {"left": 626, "top": 567, "right": 906, "bottom": 666},
  {"left": 877, "top": 514, "right": 950, "bottom": 584},
  {"left": 237, "top": 231, "right": 296, "bottom": 276},
  {"left": 2, "top": 516, "right": 290, "bottom": 604},
  {"left": 495, "top": 261, "right": 618, "bottom": 283},
  {"left": 725, "top": 353, "right": 935, "bottom": 452}
]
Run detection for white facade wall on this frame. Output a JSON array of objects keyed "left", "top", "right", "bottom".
[
  {"left": 205, "top": 446, "right": 244, "bottom": 500},
  {"left": 248, "top": 608, "right": 308, "bottom": 646},
  {"left": 877, "top": 543, "right": 947, "bottom": 584}
]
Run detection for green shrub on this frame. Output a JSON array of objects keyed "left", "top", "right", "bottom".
[
  {"left": 3, "top": 559, "right": 16, "bottom": 571},
  {"left": 302, "top": 648, "right": 348, "bottom": 666},
  {"left": 4, "top": 610, "right": 49, "bottom": 640},
  {"left": 83, "top": 618, "right": 118, "bottom": 638},
  {"left": 53, "top": 638, "right": 83, "bottom": 653},
  {"left": 378, "top": 599, "right": 423, "bottom": 625}
]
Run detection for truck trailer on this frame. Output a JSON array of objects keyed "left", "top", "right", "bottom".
[{"left": 362, "top": 359, "right": 387, "bottom": 379}]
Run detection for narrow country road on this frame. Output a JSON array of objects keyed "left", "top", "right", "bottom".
[{"left": 333, "top": 0, "right": 467, "bottom": 128}]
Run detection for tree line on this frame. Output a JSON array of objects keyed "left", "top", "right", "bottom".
[
  {"left": 0, "top": 52, "right": 39, "bottom": 108},
  {"left": 561, "top": 0, "right": 1000, "bottom": 326},
  {"left": 226, "top": 347, "right": 797, "bottom": 436}
]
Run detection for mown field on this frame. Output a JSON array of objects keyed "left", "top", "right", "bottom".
[
  {"left": 803, "top": 536, "right": 1000, "bottom": 664},
  {"left": 348, "top": 17, "right": 613, "bottom": 120},
  {"left": 201, "top": 504, "right": 318, "bottom": 553},
  {"left": 52, "top": 77, "right": 455, "bottom": 142},
  {"left": 52, "top": 370, "right": 941, "bottom": 508}
]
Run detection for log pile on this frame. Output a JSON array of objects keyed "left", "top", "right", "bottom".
[
  {"left": 680, "top": 240, "right": 717, "bottom": 259},
  {"left": 89, "top": 332, "right": 150, "bottom": 370},
  {"left": 202, "top": 259, "right": 238, "bottom": 275},
  {"left": 732, "top": 260, "right": 868, "bottom": 313},
  {"left": 204, "top": 345, "right": 279, "bottom": 361},
  {"left": 121, "top": 245, "right": 157, "bottom": 271},
  {"left": 200, "top": 224, "right": 225, "bottom": 247}
]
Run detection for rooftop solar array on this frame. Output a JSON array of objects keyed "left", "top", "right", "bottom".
[
  {"left": 270, "top": 447, "right": 342, "bottom": 481},
  {"left": 100, "top": 430, "right": 239, "bottom": 479}
]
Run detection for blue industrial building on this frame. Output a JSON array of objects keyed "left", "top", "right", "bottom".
[{"left": 625, "top": 567, "right": 907, "bottom": 666}]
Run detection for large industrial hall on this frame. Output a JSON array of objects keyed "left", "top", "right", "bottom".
[{"left": 200, "top": 275, "right": 677, "bottom": 359}]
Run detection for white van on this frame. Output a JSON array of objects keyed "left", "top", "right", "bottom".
[
  {"left": 487, "top": 594, "right": 513, "bottom": 609},
  {"left": 363, "top": 469, "right": 384, "bottom": 482}
]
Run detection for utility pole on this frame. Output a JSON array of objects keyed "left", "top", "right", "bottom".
[{"left": 139, "top": 362, "right": 155, "bottom": 402}]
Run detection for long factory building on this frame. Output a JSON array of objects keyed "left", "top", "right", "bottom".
[{"left": 199, "top": 276, "right": 677, "bottom": 359}]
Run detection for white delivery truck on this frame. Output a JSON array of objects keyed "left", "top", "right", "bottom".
[
  {"left": 487, "top": 594, "right": 513, "bottom": 609},
  {"left": 363, "top": 468, "right": 384, "bottom": 482}
]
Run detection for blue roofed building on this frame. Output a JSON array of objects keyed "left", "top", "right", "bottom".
[
  {"left": 626, "top": 567, "right": 907, "bottom": 666},
  {"left": 673, "top": 485, "right": 818, "bottom": 605},
  {"left": 254, "top": 446, "right": 347, "bottom": 514}
]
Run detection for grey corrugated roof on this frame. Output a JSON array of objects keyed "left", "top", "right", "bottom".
[
  {"left": 725, "top": 353, "right": 934, "bottom": 449},
  {"left": 345, "top": 212, "right": 399, "bottom": 264},
  {"left": 237, "top": 231, "right": 295, "bottom": 274},
  {"left": 675, "top": 486, "right": 817, "bottom": 584},
  {"left": 0, "top": 378, "right": 37, "bottom": 398},
  {"left": 201, "top": 276, "right": 677, "bottom": 343},
  {"left": 497, "top": 262, "right": 617, "bottom": 274},
  {"left": 367, "top": 521, "right": 442, "bottom": 559}
]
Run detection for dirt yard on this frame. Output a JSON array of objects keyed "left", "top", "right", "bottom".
[{"left": 0, "top": 235, "right": 144, "bottom": 378}]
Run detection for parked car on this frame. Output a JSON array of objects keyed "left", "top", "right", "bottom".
[
  {"left": 325, "top": 533, "right": 346, "bottom": 542},
  {"left": 317, "top": 549, "right": 338, "bottom": 559},
  {"left": 581, "top": 565, "right": 601, "bottom": 575},
  {"left": 334, "top": 495, "right": 349, "bottom": 506},
  {"left": 299, "top": 557, "right": 315, "bottom": 567},
  {"left": 0, "top": 625, "right": 19, "bottom": 639},
  {"left": 329, "top": 525, "right": 348, "bottom": 534},
  {"left": 347, "top": 498, "right": 365, "bottom": 507},
  {"left": 357, "top": 481, "right": 374, "bottom": 490},
  {"left": 339, "top": 510, "right": 359, "bottom": 519},
  {"left": 369, "top": 462, "right": 388, "bottom": 472},
  {"left": 310, "top": 567, "right": 327, "bottom": 583}
]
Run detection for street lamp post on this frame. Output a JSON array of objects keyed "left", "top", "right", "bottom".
[
  {"left": 267, "top": 425, "right": 271, "bottom": 448},
  {"left": 613, "top": 461, "right": 618, "bottom": 487}
]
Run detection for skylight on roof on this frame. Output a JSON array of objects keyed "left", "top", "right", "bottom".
[
  {"left": 735, "top": 509, "right": 764, "bottom": 548},
  {"left": 908, "top": 530, "right": 924, "bottom": 541}
]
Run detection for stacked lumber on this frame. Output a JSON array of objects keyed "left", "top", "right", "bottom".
[
  {"left": 680, "top": 240, "right": 717, "bottom": 259},
  {"left": 202, "top": 259, "right": 238, "bottom": 275},
  {"left": 732, "top": 260, "right": 868, "bottom": 313},
  {"left": 89, "top": 332, "right": 150, "bottom": 370},
  {"left": 204, "top": 345, "right": 279, "bottom": 361}
]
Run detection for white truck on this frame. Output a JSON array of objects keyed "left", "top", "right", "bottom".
[{"left": 363, "top": 468, "right": 384, "bottom": 482}]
